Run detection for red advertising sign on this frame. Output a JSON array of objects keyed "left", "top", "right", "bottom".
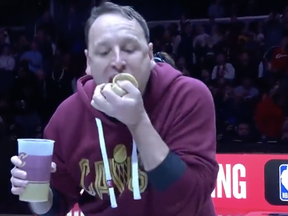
[
  {"left": 213, "top": 154, "right": 287, "bottom": 211},
  {"left": 67, "top": 154, "right": 288, "bottom": 216}
]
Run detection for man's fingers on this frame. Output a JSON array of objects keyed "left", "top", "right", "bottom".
[
  {"left": 11, "top": 167, "right": 27, "bottom": 179},
  {"left": 117, "top": 80, "right": 140, "bottom": 97},
  {"left": 92, "top": 84, "right": 107, "bottom": 107},
  {"left": 102, "top": 83, "right": 121, "bottom": 102},
  {"left": 93, "top": 83, "right": 106, "bottom": 99},
  {"left": 11, "top": 186, "right": 25, "bottom": 195},
  {"left": 91, "top": 83, "right": 113, "bottom": 113},
  {"left": 11, "top": 156, "right": 22, "bottom": 167},
  {"left": 10, "top": 177, "right": 28, "bottom": 187}
]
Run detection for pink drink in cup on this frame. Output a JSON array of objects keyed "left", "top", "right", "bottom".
[{"left": 17, "top": 139, "right": 54, "bottom": 202}]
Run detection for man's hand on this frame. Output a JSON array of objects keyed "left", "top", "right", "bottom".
[
  {"left": 91, "top": 80, "right": 146, "bottom": 127},
  {"left": 10, "top": 156, "right": 56, "bottom": 195}
]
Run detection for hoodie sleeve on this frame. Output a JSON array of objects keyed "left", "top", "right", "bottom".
[
  {"left": 148, "top": 79, "right": 218, "bottom": 216},
  {"left": 42, "top": 111, "right": 81, "bottom": 216}
]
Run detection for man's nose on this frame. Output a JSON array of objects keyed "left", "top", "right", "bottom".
[{"left": 111, "top": 48, "right": 126, "bottom": 72}]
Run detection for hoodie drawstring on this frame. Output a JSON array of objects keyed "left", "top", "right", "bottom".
[{"left": 95, "top": 118, "right": 141, "bottom": 208}]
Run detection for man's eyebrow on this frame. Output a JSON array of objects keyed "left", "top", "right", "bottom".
[
  {"left": 93, "top": 35, "right": 140, "bottom": 48},
  {"left": 94, "top": 40, "right": 110, "bottom": 47},
  {"left": 122, "top": 36, "right": 139, "bottom": 44}
]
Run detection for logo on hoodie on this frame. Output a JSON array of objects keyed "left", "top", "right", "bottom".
[{"left": 79, "top": 144, "right": 148, "bottom": 199}]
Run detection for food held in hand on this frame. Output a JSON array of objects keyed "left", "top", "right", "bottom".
[{"left": 111, "top": 73, "right": 138, "bottom": 96}]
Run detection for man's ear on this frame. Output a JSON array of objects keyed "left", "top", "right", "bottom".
[
  {"left": 84, "top": 49, "right": 91, "bottom": 75},
  {"left": 148, "top": 43, "right": 156, "bottom": 68},
  {"left": 148, "top": 43, "right": 153, "bottom": 60}
]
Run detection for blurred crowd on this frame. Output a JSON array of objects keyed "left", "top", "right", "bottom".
[
  {"left": 145, "top": 8, "right": 288, "bottom": 145},
  {"left": 1, "top": 1, "right": 288, "bottom": 151},
  {"left": 0, "top": 4, "right": 87, "bottom": 141}
]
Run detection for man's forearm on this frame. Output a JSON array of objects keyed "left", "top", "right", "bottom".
[
  {"left": 128, "top": 113, "right": 170, "bottom": 171},
  {"left": 29, "top": 188, "right": 53, "bottom": 215}
]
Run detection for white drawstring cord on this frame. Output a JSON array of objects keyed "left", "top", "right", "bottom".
[
  {"left": 95, "top": 118, "right": 141, "bottom": 208},
  {"left": 132, "top": 141, "right": 141, "bottom": 200},
  {"left": 95, "top": 118, "right": 117, "bottom": 208}
]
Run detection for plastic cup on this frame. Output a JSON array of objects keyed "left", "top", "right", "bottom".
[{"left": 17, "top": 139, "right": 54, "bottom": 202}]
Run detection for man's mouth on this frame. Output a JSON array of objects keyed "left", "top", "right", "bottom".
[{"left": 108, "top": 75, "right": 117, "bottom": 83}]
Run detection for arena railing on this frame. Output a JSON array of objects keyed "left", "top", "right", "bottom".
[
  {"left": 6, "top": 14, "right": 270, "bottom": 32},
  {"left": 146, "top": 14, "right": 269, "bottom": 28}
]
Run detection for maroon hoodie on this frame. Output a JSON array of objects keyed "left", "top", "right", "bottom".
[{"left": 44, "top": 63, "right": 218, "bottom": 216}]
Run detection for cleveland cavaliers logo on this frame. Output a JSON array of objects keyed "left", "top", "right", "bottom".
[
  {"left": 18, "top": 152, "right": 28, "bottom": 168},
  {"left": 79, "top": 144, "right": 148, "bottom": 199}
]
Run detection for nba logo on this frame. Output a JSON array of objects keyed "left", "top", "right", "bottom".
[{"left": 279, "top": 164, "right": 288, "bottom": 201}]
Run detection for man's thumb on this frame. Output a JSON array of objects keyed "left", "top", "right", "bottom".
[{"left": 51, "top": 162, "right": 57, "bottom": 173}]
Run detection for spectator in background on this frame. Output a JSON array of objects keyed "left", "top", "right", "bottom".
[
  {"left": 172, "top": 32, "right": 181, "bottom": 56},
  {"left": 69, "top": 53, "right": 86, "bottom": 93},
  {"left": 282, "top": 119, "right": 288, "bottom": 143},
  {"left": 153, "top": 52, "right": 175, "bottom": 68},
  {"left": 210, "top": 25, "right": 222, "bottom": 45},
  {"left": 263, "top": 9, "right": 284, "bottom": 49},
  {"left": 35, "top": 28, "right": 54, "bottom": 74},
  {"left": 15, "top": 35, "right": 29, "bottom": 63},
  {"left": 21, "top": 41, "right": 43, "bottom": 73},
  {"left": 234, "top": 77, "right": 259, "bottom": 101},
  {"left": 204, "top": 16, "right": 216, "bottom": 35},
  {"left": 214, "top": 77, "right": 228, "bottom": 98},
  {"left": 208, "top": 0, "right": 224, "bottom": 18},
  {"left": 231, "top": 122, "right": 255, "bottom": 142},
  {"left": 258, "top": 59, "right": 268, "bottom": 80},
  {"left": 264, "top": 37, "right": 288, "bottom": 75},
  {"left": 219, "top": 121, "right": 255, "bottom": 143},
  {"left": 45, "top": 53, "right": 74, "bottom": 119},
  {"left": 162, "top": 29, "right": 174, "bottom": 56},
  {"left": 59, "top": 4, "right": 83, "bottom": 48},
  {"left": 0, "top": 45, "right": 15, "bottom": 71},
  {"left": 226, "top": 16, "right": 245, "bottom": 62},
  {"left": 255, "top": 33, "right": 266, "bottom": 60},
  {"left": 0, "top": 30, "right": 9, "bottom": 51},
  {"left": 200, "top": 69, "right": 212, "bottom": 84},
  {"left": 273, "top": 75, "right": 288, "bottom": 144},
  {"left": 215, "top": 81, "right": 252, "bottom": 131},
  {"left": 282, "top": 6, "right": 288, "bottom": 30},
  {"left": 193, "top": 25, "right": 209, "bottom": 48},
  {"left": 176, "top": 56, "right": 190, "bottom": 76},
  {"left": 0, "top": 93, "right": 11, "bottom": 132},
  {"left": 177, "top": 21, "right": 194, "bottom": 66},
  {"left": 235, "top": 51, "right": 258, "bottom": 83},
  {"left": 244, "top": 33, "right": 259, "bottom": 56},
  {"left": 12, "top": 61, "right": 42, "bottom": 138},
  {"left": 212, "top": 52, "right": 235, "bottom": 80},
  {"left": 255, "top": 83, "right": 286, "bottom": 140},
  {"left": 276, "top": 76, "right": 288, "bottom": 115},
  {"left": 0, "top": 114, "right": 4, "bottom": 139},
  {"left": 0, "top": 45, "right": 15, "bottom": 93},
  {"left": 35, "top": 10, "right": 55, "bottom": 41},
  {"left": 198, "top": 36, "right": 217, "bottom": 70},
  {"left": 273, "top": 76, "right": 288, "bottom": 142},
  {"left": 35, "top": 29, "right": 53, "bottom": 61}
]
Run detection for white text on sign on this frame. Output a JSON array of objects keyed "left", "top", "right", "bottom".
[{"left": 211, "top": 164, "right": 247, "bottom": 199}]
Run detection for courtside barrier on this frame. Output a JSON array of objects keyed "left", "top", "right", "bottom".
[{"left": 66, "top": 154, "right": 288, "bottom": 216}]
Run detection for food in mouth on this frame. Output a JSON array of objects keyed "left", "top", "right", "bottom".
[{"left": 111, "top": 73, "right": 138, "bottom": 96}]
